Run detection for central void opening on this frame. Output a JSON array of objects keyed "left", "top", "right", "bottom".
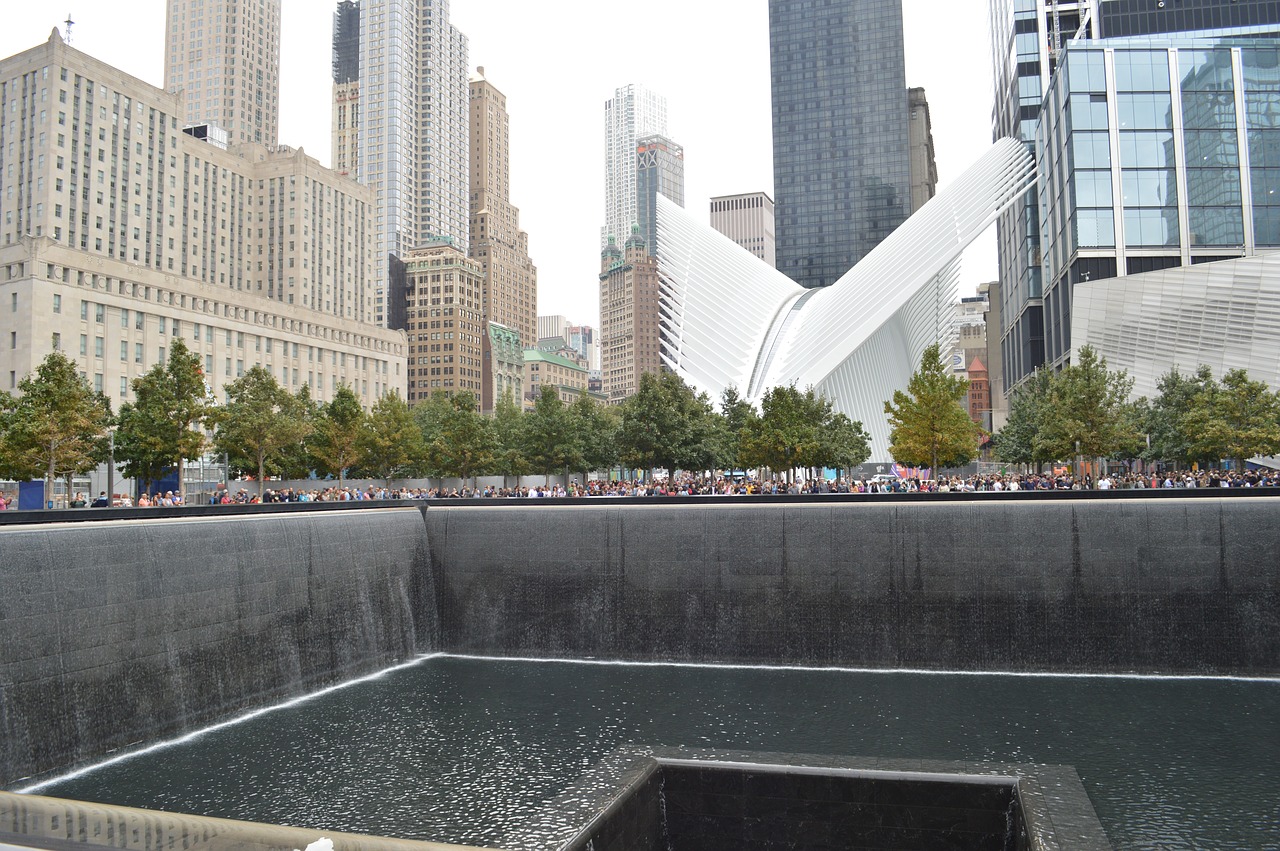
[{"left": 26, "top": 656, "right": 1280, "bottom": 850}]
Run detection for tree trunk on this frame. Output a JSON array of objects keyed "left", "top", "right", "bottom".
[
  {"left": 177, "top": 455, "right": 186, "bottom": 505},
  {"left": 257, "top": 455, "right": 266, "bottom": 501}
]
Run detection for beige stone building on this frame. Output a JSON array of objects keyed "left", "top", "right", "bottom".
[
  {"left": 165, "top": 0, "right": 281, "bottom": 147},
  {"left": 401, "top": 241, "right": 485, "bottom": 404},
  {"left": 908, "top": 87, "right": 939, "bottom": 214},
  {"left": 0, "top": 31, "right": 405, "bottom": 411},
  {"left": 710, "top": 192, "right": 776, "bottom": 267},
  {"left": 468, "top": 67, "right": 537, "bottom": 351},
  {"left": 523, "top": 349, "right": 589, "bottom": 407},
  {"left": 599, "top": 229, "right": 662, "bottom": 404}
]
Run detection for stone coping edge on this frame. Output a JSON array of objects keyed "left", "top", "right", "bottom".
[{"left": 0, "top": 791, "right": 505, "bottom": 851}]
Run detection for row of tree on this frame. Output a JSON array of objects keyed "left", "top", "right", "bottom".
[
  {"left": 992, "top": 346, "right": 1280, "bottom": 471},
  {"left": 0, "top": 342, "right": 876, "bottom": 505},
  {"left": 6, "top": 340, "right": 1277, "bottom": 507}
]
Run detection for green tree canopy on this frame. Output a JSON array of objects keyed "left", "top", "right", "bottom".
[
  {"left": 1144, "top": 365, "right": 1216, "bottom": 467},
  {"left": 739, "top": 384, "right": 826, "bottom": 480},
  {"left": 993, "top": 367, "right": 1058, "bottom": 471},
  {"left": 617, "top": 371, "right": 716, "bottom": 477},
  {"left": 357, "top": 391, "right": 422, "bottom": 486},
  {"left": 424, "top": 390, "right": 496, "bottom": 486},
  {"left": 1041, "top": 345, "right": 1138, "bottom": 465},
  {"left": 523, "top": 385, "right": 576, "bottom": 483},
  {"left": 883, "top": 342, "right": 979, "bottom": 474},
  {"left": 1182, "top": 368, "right": 1280, "bottom": 469},
  {"left": 490, "top": 389, "right": 530, "bottom": 487},
  {"left": 568, "top": 392, "right": 620, "bottom": 485},
  {"left": 0, "top": 351, "right": 113, "bottom": 507},
  {"left": 212, "top": 366, "right": 312, "bottom": 499},
  {"left": 711, "top": 385, "right": 757, "bottom": 471},
  {"left": 309, "top": 384, "right": 366, "bottom": 486}
]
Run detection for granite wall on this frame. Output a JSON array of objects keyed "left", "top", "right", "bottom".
[
  {"left": 426, "top": 499, "right": 1280, "bottom": 674},
  {"left": 0, "top": 507, "right": 434, "bottom": 788}
]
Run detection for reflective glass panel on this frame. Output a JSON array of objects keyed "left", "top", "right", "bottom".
[
  {"left": 1185, "top": 130, "right": 1240, "bottom": 168},
  {"left": 1248, "top": 129, "right": 1280, "bottom": 168},
  {"left": 1118, "top": 130, "right": 1175, "bottom": 168},
  {"left": 1117, "top": 93, "right": 1174, "bottom": 129},
  {"left": 1186, "top": 168, "right": 1242, "bottom": 207},
  {"left": 1116, "top": 51, "right": 1171, "bottom": 92},
  {"left": 1124, "top": 208, "right": 1180, "bottom": 247},
  {"left": 1179, "top": 49, "right": 1234, "bottom": 93},
  {"left": 1075, "top": 208, "right": 1115, "bottom": 248},
  {"left": 1255, "top": 206, "right": 1280, "bottom": 246},
  {"left": 1182, "top": 92, "right": 1237, "bottom": 130},
  {"left": 1250, "top": 167, "right": 1280, "bottom": 207},
  {"left": 1068, "top": 93, "right": 1109, "bottom": 131},
  {"left": 1070, "top": 132, "right": 1111, "bottom": 169},
  {"left": 1245, "top": 91, "right": 1280, "bottom": 128},
  {"left": 1067, "top": 50, "right": 1107, "bottom": 94},
  {"left": 1072, "top": 170, "right": 1113, "bottom": 208},
  {"left": 1121, "top": 169, "right": 1177, "bottom": 207},
  {"left": 1188, "top": 207, "right": 1244, "bottom": 246}
]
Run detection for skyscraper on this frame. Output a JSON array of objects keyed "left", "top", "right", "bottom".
[
  {"left": 333, "top": 0, "right": 471, "bottom": 327},
  {"left": 710, "top": 193, "right": 776, "bottom": 268},
  {"left": 990, "top": 0, "right": 1280, "bottom": 394},
  {"left": 634, "top": 134, "right": 685, "bottom": 255},
  {"left": 164, "top": 0, "right": 281, "bottom": 146},
  {"left": 768, "top": 0, "right": 910, "bottom": 289},
  {"left": 469, "top": 67, "right": 537, "bottom": 351},
  {"left": 602, "top": 84, "right": 668, "bottom": 247},
  {"left": 599, "top": 231, "right": 662, "bottom": 404}
]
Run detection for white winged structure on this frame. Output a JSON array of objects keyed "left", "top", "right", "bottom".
[{"left": 654, "top": 137, "right": 1037, "bottom": 460}]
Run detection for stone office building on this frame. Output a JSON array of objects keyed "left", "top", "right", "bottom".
[{"left": 0, "top": 30, "right": 405, "bottom": 410}]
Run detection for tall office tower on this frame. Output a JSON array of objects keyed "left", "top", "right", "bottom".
[
  {"left": 599, "top": 231, "right": 662, "bottom": 404},
  {"left": 164, "top": 0, "right": 281, "bottom": 146},
  {"left": 634, "top": 134, "right": 685, "bottom": 255},
  {"left": 991, "top": 0, "right": 1280, "bottom": 393},
  {"left": 401, "top": 240, "right": 485, "bottom": 404},
  {"left": 603, "top": 84, "right": 668, "bottom": 247},
  {"left": 990, "top": 0, "right": 1097, "bottom": 394},
  {"left": 768, "top": 0, "right": 910, "bottom": 289},
  {"left": 331, "top": 1, "right": 360, "bottom": 177},
  {"left": 0, "top": 31, "right": 407, "bottom": 412},
  {"left": 538, "top": 315, "right": 572, "bottom": 343},
  {"left": 567, "top": 325, "right": 601, "bottom": 372},
  {"left": 710, "top": 192, "right": 777, "bottom": 267},
  {"left": 907, "top": 88, "right": 939, "bottom": 214},
  {"left": 469, "top": 67, "right": 537, "bottom": 355},
  {"left": 335, "top": 0, "right": 471, "bottom": 327}
]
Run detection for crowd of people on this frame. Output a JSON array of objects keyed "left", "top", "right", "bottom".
[{"left": 5, "top": 467, "right": 1276, "bottom": 510}]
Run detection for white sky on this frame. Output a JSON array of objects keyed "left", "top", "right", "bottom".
[{"left": 0, "top": 1, "right": 998, "bottom": 328}]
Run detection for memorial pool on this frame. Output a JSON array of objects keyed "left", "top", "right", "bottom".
[{"left": 26, "top": 656, "right": 1279, "bottom": 850}]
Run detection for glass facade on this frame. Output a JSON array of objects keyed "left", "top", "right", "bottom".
[
  {"left": 769, "top": 0, "right": 910, "bottom": 289},
  {"left": 1037, "top": 31, "right": 1280, "bottom": 369}
]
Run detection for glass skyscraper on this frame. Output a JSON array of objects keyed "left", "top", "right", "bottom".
[
  {"left": 1036, "top": 28, "right": 1280, "bottom": 369},
  {"left": 991, "top": 0, "right": 1280, "bottom": 394},
  {"left": 768, "top": 0, "right": 910, "bottom": 289}
]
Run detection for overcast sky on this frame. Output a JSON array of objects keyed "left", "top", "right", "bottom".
[{"left": 0, "top": 1, "right": 998, "bottom": 328}]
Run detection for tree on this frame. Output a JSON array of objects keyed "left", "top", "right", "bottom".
[
  {"left": 739, "top": 384, "right": 826, "bottom": 481},
  {"left": 1144, "top": 365, "right": 1216, "bottom": 467},
  {"left": 490, "top": 389, "right": 530, "bottom": 488},
  {"left": 993, "top": 367, "right": 1057, "bottom": 472},
  {"left": 523, "top": 385, "right": 575, "bottom": 484},
  {"left": 116, "top": 339, "right": 213, "bottom": 500},
  {"left": 711, "top": 386, "right": 757, "bottom": 472},
  {"left": 617, "top": 371, "right": 717, "bottom": 478},
  {"left": 212, "top": 366, "right": 312, "bottom": 500},
  {"left": 569, "top": 392, "right": 620, "bottom": 485},
  {"left": 1041, "top": 345, "right": 1139, "bottom": 468},
  {"left": 817, "top": 410, "right": 872, "bottom": 475},
  {"left": 269, "top": 384, "right": 320, "bottom": 481},
  {"left": 883, "top": 342, "right": 980, "bottom": 474},
  {"left": 310, "top": 385, "right": 366, "bottom": 486},
  {"left": 357, "top": 391, "right": 421, "bottom": 487},
  {"left": 425, "top": 390, "right": 496, "bottom": 487},
  {"left": 0, "top": 352, "right": 113, "bottom": 508},
  {"left": 1182, "top": 368, "right": 1280, "bottom": 469}
]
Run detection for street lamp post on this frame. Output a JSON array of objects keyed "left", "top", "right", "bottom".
[{"left": 107, "top": 429, "right": 115, "bottom": 508}]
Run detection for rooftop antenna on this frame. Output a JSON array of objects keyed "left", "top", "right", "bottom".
[{"left": 64, "top": 13, "right": 74, "bottom": 44}]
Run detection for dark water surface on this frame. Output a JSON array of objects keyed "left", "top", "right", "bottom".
[{"left": 30, "top": 656, "right": 1280, "bottom": 849}]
